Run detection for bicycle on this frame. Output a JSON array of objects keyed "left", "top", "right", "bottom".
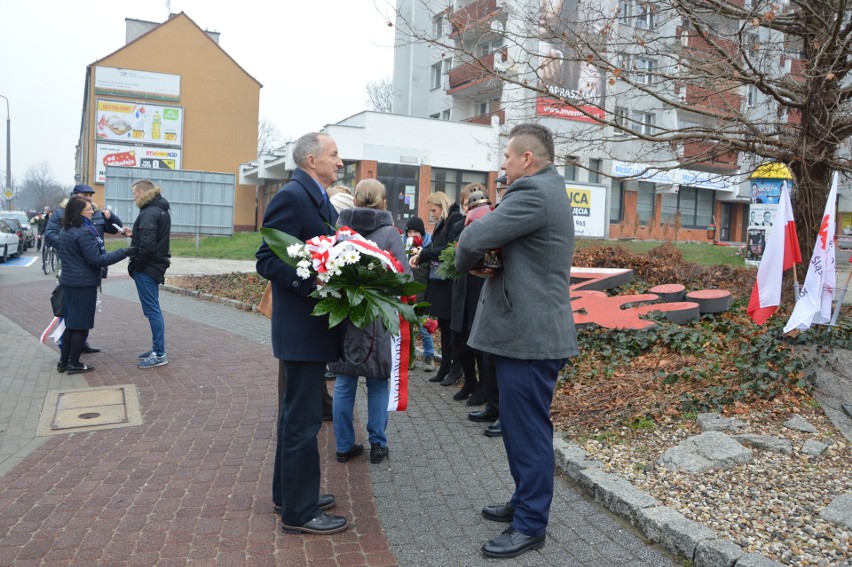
[{"left": 42, "top": 244, "right": 56, "bottom": 275}]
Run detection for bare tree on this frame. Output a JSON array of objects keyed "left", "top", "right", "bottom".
[
  {"left": 396, "top": 0, "right": 852, "bottom": 261},
  {"left": 258, "top": 118, "right": 289, "bottom": 156},
  {"left": 365, "top": 77, "right": 394, "bottom": 112},
  {"left": 19, "top": 162, "right": 65, "bottom": 211}
]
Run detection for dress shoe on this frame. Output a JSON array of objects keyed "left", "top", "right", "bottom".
[
  {"left": 481, "top": 527, "right": 545, "bottom": 559},
  {"left": 484, "top": 418, "right": 502, "bottom": 438},
  {"left": 369, "top": 443, "right": 389, "bottom": 464},
  {"left": 336, "top": 444, "right": 364, "bottom": 463},
  {"left": 466, "top": 388, "right": 487, "bottom": 406},
  {"left": 66, "top": 363, "right": 95, "bottom": 375},
  {"left": 281, "top": 512, "right": 348, "bottom": 535},
  {"left": 274, "top": 494, "right": 335, "bottom": 515},
  {"left": 468, "top": 406, "right": 499, "bottom": 423},
  {"left": 482, "top": 501, "right": 515, "bottom": 522},
  {"left": 81, "top": 343, "right": 100, "bottom": 354},
  {"left": 57, "top": 361, "right": 68, "bottom": 373}
]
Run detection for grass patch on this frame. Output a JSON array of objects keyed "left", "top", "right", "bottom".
[
  {"left": 576, "top": 238, "right": 742, "bottom": 266},
  {"left": 107, "top": 232, "right": 262, "bottom": 259}
]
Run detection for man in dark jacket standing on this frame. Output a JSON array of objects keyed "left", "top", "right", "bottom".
[
  {"left": 128, "top": 179, "right": 171, "bottom": 369},
  {"left": 456, "top": 123, "right": 578, "bottom": 559},
  {"left": 256, "top": 132, "right": 348, "bottom": 535}
]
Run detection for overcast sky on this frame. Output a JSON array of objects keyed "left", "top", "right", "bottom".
[{"left": 0, "top": 0, "right": 396, "bottom": 189}]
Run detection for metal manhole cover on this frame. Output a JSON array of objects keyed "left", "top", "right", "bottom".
[{"left": 37, "top": 385, "right": 142, "bottom": 436}]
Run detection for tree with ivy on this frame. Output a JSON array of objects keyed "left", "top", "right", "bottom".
[{"left": 395, "top": 0, "right": 852, "bottom": 262}]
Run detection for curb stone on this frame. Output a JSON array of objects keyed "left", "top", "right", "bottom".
[{"left": 554, "top": 439, "right": 788, "bottom": 567}]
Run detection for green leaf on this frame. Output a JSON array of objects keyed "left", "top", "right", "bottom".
[
  {"left": 312, "top": 298, "right": 338, "bottom": 316},
  {"left": 259, "top": 228, "right": 305, "bottom": 270},
  {"left": 349, "top": 300, "right": 372, "bottom": 329},
  {"left": 347, "top": 287, "right": 365, "bottom": 307},
  {"left": 327, "top": 301, "right": 350, "bottom": 328}
]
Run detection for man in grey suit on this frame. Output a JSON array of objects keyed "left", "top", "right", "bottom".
[{"left": 455, "top": 123, "right": 578, "bottom": 559}]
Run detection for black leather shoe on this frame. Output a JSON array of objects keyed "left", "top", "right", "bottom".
[
  {"left": 274, "top": 494, "right": 335, "bottom": 515},
  {"left": 66, "top": 363, "right": 95, "bottom": 375},
  {"left": 81, "top": 343, "right": 100, "bottom": 354},
  {"left": 336, "top": 444, "right": 364, "bottom": 463},
  {"left": 468, "top": 406, "right": 499, "bottom": 423},
  {"left": 481, "top": 527, "right": 545, "bottom": 559},
  {"left": 369, "top": 443, "right": 389, "bottom": 464},
  {"left": 281, "top": 512, "right": 348, "bottom": 535},
  {"left": 57, "top": 362, "right": 67, "bottom": 373},
  {"left": 484, "top": 418, "right": 502, "bottom": 438},
  {"left": 482, "top": 501, "right": 515, "bottom": 522}
]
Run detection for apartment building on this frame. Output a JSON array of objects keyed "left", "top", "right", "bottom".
[{"left": 391, "top": 0, "right": 842, "bottom": 243}]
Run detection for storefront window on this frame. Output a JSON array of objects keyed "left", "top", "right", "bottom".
[
  {"left": 337, "top": 162, "right": 358, "bottom": 190},
  {"left": 430, "top": 168, "right": 487, "bottom": 204},
  {"left": 377, "top": 163, "right": 420, "bottom": 228},
  {"left": 660, "top": 186, "right": 716, "bottom": 228},
  {"left": 636, "top": 181, "right": 655, "bottom": 224},
  {"left": 610, "top": 182, "right": 624, "bottom": 223}
]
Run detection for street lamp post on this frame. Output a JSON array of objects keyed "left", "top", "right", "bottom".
[{"left": 0, "top": 94, "right": 10, "bottom": 206}]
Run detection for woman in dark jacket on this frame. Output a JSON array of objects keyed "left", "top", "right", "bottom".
[
  {"left": 57, "top": 197, "right": 132, "bottom": 374},
  {"left": 329, "top": 180, "right": 411, "bottom": 465},
  {"left": 409, "top": 192, "right": 464, "bottom": 383}
]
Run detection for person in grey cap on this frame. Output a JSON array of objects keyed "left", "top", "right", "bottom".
[{"left": 43, "top": 184, "right": 127, "bottom": 354}]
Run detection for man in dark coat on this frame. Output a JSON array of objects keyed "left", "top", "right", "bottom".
[
  {"left": 456, "top": 123, "right": 578, "bottom": 559},
  {"left": 256, "top": 132, "right": 348, "bottom": 535},
  {"left": 128, "top": 179, "right": 171, "bottom": 369}
]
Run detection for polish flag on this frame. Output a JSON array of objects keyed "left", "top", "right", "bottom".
[
  {"left": 784, "top": 173, "right": 838, "bottom": 333},
  {"left": 747, "top": 181, "right": 801, "bottom": 324}
]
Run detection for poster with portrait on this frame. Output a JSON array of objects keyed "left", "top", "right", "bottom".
[
  {"left": 535, "top": 0, "right": 606, "bottom": 123},
  {"left": 746, "top": 228, "right": 767, "bottom": 264},
  {"left": 748, "top": 204, "right": 776, "bottom": 228},
  {"left": 749, "top": 178, "right": 790, "bottom": 205}
]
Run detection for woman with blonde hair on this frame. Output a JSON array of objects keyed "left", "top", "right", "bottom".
[
  {"left": 409, "top": 191, "right": 464, "bottom": 385},
  {"left": 328, "top": 178, "right": 410, "bottom": 465}
]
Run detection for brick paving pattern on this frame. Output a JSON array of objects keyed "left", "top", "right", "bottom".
[{"left": 0, "top": 250, "right": 675, "bottom": 565}]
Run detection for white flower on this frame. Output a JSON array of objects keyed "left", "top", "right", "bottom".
[
  {"left": 296, "top": 266, "right": 311, "bottom": 280},
  {"left": 342, "top": 247, "right": 360, "bottom": 265},
  {"left": 287, "top": 244, "right": 304, "bottom": 259}
]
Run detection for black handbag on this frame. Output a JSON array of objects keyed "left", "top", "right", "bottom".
[{"left": 50, "top": 284, "right": 64, "bottom": 317}]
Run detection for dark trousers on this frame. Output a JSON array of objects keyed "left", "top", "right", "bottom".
[
  {"left": 452, "top": 330, "right": 480, "bottom": 388},
  {"left": 272, "top": 361, "right": 326, "bottom": 525},
  {"left": 277, "top": 363, "right": 332, "bottom": 421},
  {"left": 436, "top": 317, "right": 453, "bottom": 373},
  {"left": 480, "top": 352, "right": 498, "bottom": 412},
  {"left": 494, "top": 355, "right": 566, "bottom": 537}
]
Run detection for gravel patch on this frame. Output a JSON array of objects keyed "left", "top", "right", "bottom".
[{"left": 571, "top": 410, "right": 851, "bottom": 566}]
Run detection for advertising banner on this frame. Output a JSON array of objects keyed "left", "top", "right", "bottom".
[
  {"left": 96, "top": 99, "right": 183, "bottom": 147},
  {"left": 566, "top": 183, "right": 607, "bottom": 238},
  {"left": 94, "top": 67, "right": 181, "bottom": 101},
  {"left": 536, "top": 0, "right": 606, "bottom": 123},
  {"left": 95, "top": 143, "right": 182, "bottom": 184}
]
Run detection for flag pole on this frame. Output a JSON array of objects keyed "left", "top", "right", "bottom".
[
  {"left": 792, "top": 264, "right": 801, "bottom": 299},
  {"left": 828, "top": 267, "right": 851, "bottom": 326}
]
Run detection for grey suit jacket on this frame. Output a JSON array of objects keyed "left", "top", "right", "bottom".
[{"left": 455, "top": 164, "right": 578, "bottom": 360}]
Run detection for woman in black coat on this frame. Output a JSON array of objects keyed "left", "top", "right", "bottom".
[
  {"left": 57, "top": 197, "right": 132, "bottom": 374},
  {"left": 409, "top": 191, "right": 464, "bottom": 383}
]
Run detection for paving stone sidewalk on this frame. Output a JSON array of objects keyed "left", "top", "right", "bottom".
[{"left": 0, "top": 252, "right": 676, "bottom": 565}]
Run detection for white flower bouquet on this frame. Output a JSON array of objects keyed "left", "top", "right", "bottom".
[{"left": 260, "top": 225, "right": 425, "bottom": 335}]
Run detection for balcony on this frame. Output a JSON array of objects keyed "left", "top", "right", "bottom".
[
  {"left": 679, "top": 140, "right": 739, "bottom": 172},
  {"left": 448, "top": 50, "right": 506, "bottom": 96},
  {"left": 462, "top": 110, "right": 505, "bottom": 125},
  {"left": 449, "top": 0, "right": 499, "bottom": 37}
]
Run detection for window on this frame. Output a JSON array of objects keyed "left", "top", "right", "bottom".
[
  {"left": 610, "top": 182, "right": 624, "bottom": 223},
  {"left": 563, "top": 157, "right": 578, "bottom": 181},
  {"left": 636, "top": 181, "right": 655, "bottom": 223},
  {"left": 619, "top": 0, "right": 655, "bottom": 29},
  {"left": 433, "top": 15, "right": 444, "bottom": 38},
  {"left": 660, "top": 185, "right": 716, "bottom": 227},
  {"left": 634, "top": 57, "right": 656, "bottom": 84},
  {"left": 746, "top": 84, "right": 756, "bottom": 108},
  {"left": 479, "top": 38, "right": 504, "bottom": 57},
  {"left": 431, "top": 62, "right": 442, "bottom": 90},
  {"left": 747, "top": 33, "right": 759, "bottom": 59},
  {"left": 589, "top": 158, "right": 602, "bottom": 183},
  {"left": 441, "top": 109, "right": 451, "bottom": 120},
  {"left": 478, "top": 101, "right": 489, "bottom": 115},
  {"left": 633, "top": 111, "right": 655, "bottom": 135},
  {"left": 431, "top": 168, "right": 488, "bottom": 204},
  {"left": 614, "top": 106, "right": 628, "bottom": 135}
]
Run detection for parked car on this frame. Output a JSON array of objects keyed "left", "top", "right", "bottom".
[
  {"left": 0, "top": 217, "right": 26, "bottom": 257},
  {"left": 0, "top": 211, "right": 35, "bottom": 249},
  {"left": 0, "top": 219, "right": 22, "bottom": 262},
  {"left": 838, "top": 227, "right": 852, "bottom": 250}
]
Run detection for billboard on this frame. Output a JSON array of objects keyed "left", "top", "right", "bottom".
[
  {"left": 96, "top": 99, "right": 183, "bottom": 147},
  {"left": 536, "top": 0, "right": 606, "bottom": 122},
  {"left": 94, "top": 67, "right": 181, "bottom": 101},
  {"left": 95, "top": 143, "right": 182, "bottom": 184},
  {"left": 566, "top": 183, "right": 607, "bottom": 238}
]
